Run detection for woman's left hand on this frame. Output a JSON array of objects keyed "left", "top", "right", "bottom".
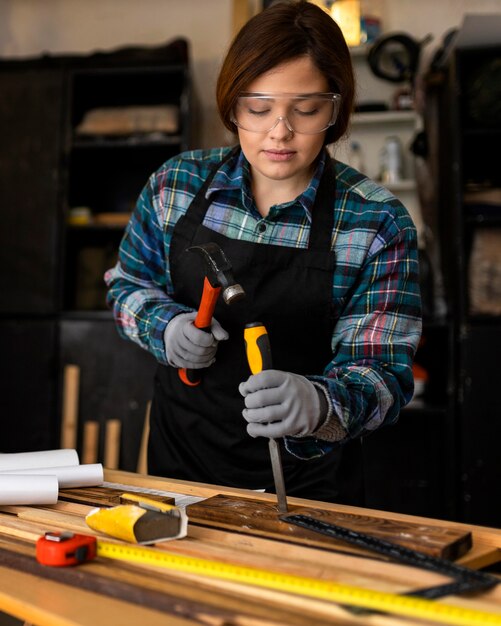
[{"left": 239, "top": 370, "right": 327, "bottom": 438}]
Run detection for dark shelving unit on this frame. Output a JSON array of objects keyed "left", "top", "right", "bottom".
[
  {"left": 433, "top": 15, "right": 501, "bottom": 527},
  {"left": 0, "top": 39, "right": 194, "bottom": 469}
]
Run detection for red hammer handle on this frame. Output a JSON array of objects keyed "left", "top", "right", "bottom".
[
  {"left": 179, "top": 277, "right": 222, "bottom": 386},
  {"left": 194, "top": 276, "right": 221, "bottom": 330}
]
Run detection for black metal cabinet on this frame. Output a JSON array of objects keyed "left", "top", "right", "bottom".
[
  {"left": 0, "top": 65, "right": 64, "bottom": 451},
  {"left": 459, "top": 324, "right": 501, "bottom": 527},
  {"left": 0, "top": 41, "right": 193, "bottom": 467},
  {"left": 432, "top": 16, "right": 501, "bottom": 525},
  {"left": 0, "top": 67, "right": 64, "bottom": 314},
  {"left": 0, "top": 319, "right": 59, "bottom": 452}
]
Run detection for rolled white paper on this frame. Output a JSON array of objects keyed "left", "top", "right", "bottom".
[
  {"left": 0, "top": 475, "right": 59, "bottom": 505},
  {"left": 0, "top": 463, "right": 104, "bottom": 489},
  {"left": 0, "top": 449, "right": 79, "bottom": 471}
]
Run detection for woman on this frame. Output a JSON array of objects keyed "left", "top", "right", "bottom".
[{"left": 105, "top": 0, "right": 421, "bottom": 504}]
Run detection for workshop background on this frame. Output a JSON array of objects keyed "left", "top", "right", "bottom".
[{"left": 1, "top": 0, "right": 501, "bottom": 543}]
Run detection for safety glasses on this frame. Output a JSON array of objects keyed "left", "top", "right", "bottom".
[{"left": 232, "top": 92, "right": 341, "bottom": 134}]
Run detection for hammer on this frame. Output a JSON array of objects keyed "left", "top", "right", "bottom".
[{"left": 179, "top": 242, "right": 245, "bottom": 386}]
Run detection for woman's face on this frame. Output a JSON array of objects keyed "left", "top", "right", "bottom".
[{"left": 235, "top": 55, "right": 330, "bottom": 190}]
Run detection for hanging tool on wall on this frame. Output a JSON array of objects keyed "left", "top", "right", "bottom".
[
  {"left": 367, "top": 32, "right": 432, "bottom": 85},
  {"left": 179, "top": 242, "right": 245, "bottom": 386},
  {"left": 244, "top": 322, "right": 288, "bottom": 515}
]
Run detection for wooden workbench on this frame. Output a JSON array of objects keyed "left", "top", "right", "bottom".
[{"left": 0, "top": 468, "right": 500, "bottom": 626}]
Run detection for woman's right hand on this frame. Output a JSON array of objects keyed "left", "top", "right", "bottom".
[{"left": 163, "top": 311, "right": 229, "bottom": 369}]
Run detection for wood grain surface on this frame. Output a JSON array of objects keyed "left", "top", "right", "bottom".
[
  {"left": 186, "top": 495, "right": 472, "bottom": 560},
  {"left": 0, "top": 474, "right": 499, "bottom": 626},
  {"left": 58, "top": 486, "right": 175, "bottom": 508}
]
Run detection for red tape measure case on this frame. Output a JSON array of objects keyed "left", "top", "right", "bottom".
[{"left": 36, "top": 532, "right": 97, "bottom": 566}]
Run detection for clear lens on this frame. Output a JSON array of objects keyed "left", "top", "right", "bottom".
[{"left": 233, "top": 92, "right": 341, "bottom": 134}]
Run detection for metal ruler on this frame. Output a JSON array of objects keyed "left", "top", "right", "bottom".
[
  {"left": 281, "top": 513, "right": 499, "bottom": 600},
  {"left": 95, "top": 539, "right": 501, "bottom": 626}
]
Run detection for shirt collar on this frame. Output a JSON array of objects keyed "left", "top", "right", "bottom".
[{"left": 207, "top": 147, "right": 328, "bottom": 222}]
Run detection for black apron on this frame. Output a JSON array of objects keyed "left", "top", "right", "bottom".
[{"left": 148, "top": 152, "right": 364, "bottom": 505}]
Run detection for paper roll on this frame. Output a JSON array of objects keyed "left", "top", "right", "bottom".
[
  {"left": 0, "top": 449, "right": 79, "bottom": 471},
  {"left": 0, "top": 475, "right": 59, "bottom": 505},
  {"left": 0, "top": 463, "right": 104, "bottom": 488}
]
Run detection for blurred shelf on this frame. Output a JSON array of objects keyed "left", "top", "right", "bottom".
[
  {"left": 61, "top": 310, "right": 113, "bottom": 320},
  {"left": 385, "top": 179, "right": 417, "bottom": 192},
  {"left": 72, "top": 135, "right": 182, "bottom": 149},
  {"left": 352, "top": 110, "right": 418, "bottom": 125},
  {"left": 348, "top": 44, "right": 370, "bottom": 57},
  {"left": 404, "top": 398, "right": 448, "bottom": 414}
]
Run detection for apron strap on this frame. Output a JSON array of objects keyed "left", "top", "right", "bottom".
[
  {"left": 308, "top": 156, "right": 336, "bottom": 251},
  {"left": 183, "top": 146, "right": 239, "bottom": 223}
]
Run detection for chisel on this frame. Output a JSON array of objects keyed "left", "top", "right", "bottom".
[{"left": 244, "top": 322, "right": 288, "bottom": 514}]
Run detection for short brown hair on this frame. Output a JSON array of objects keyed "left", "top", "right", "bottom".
[{"left": 216, "top": 0, "right": 355, "bottom": 145}]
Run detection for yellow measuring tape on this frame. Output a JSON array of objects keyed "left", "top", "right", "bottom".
[{"left": 96, "top": 540, "right": 501, "bottom": 626}]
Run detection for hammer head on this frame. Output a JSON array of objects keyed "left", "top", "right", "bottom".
[{"left": 188, "top": 242, "right": 245, "bottom": 304}]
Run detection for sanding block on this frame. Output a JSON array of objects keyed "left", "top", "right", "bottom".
[{"left": 85, "top": 492, "right": 188, "bottom": 544}]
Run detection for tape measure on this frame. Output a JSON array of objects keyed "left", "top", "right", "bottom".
[
  {"left": 36, "top": 532, "right": 97, "bottom": 566},
  {"left": 94, "top": 540, "right": 501, "bottom": 626}
]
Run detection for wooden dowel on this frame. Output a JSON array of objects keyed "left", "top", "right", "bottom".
[
  {"left": 136, "top": 401, "right": 151, "bottom": 475},
  {"left": 60, "top": 365, "right": 80, "bottom": 449},
  {"left": 82, "top": 421, "right": 99, "bottom": 465},
  {"left": 104, "top": 419, "right": 121, "bottom": 469}
]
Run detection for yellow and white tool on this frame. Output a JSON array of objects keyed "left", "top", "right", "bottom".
[{"left": 86, "top": 493, "right": 188, "bottom": 544}]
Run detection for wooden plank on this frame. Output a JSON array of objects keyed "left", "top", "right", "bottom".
[
  {"left": 0, "top": 538, "right": 352, "bottom": 626},
  {"left": 104, "top": 468, "right": 268, "bottom": 499},
  {"left": 0, "top": 472, "right": 490, "bottom": 626},
  {"left": 82, "top": 421, "right": 99, "bottom": 464},
  {"left": 3, "top": 529, "right": 500, "bottom": 626},
  {"left": 186, "top": 495, "right": 472, "bottom": 560},
  {"left": 6, "top": 507, "right": 92, "bottom": 534},
  {"left": 104, "top": 419, "right": 121, "bottom": 469},
  {"left": 61, "top": 364, "right": 80, "bottom": 450},
  {"left": 0, "top": 484, "right": 500, "bottom": 625},
  {"left": 0, "top": 504, "right": 497, "bottom": 609},
  {"left": 0, "top": 563, "right": 193, "bottom": 626},
  {"left": 58, "top": 486, "right": 175, "bottom": 508},
  {"left": 3, "top": 502, "right": 500, "bottom": 607},
  {"left": 457, "top": 541, "right": 501, "bottom": 570},
  {"left": 136, "top": 401, "right": 150, "bottom": 475},
  {"left": 104, "top": 470, "right": 501, "bottom": 554},
  {"left": 0, "top": 512, "right": 453, "bottom": 596}
]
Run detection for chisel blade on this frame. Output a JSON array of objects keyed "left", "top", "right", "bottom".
[{"left": 268, "top": 437, "right": 288, "bottom": 514}]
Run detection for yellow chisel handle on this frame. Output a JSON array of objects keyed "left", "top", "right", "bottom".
[
  {"left": 244, "top": 322, "right": 272, "bottom": 373},
  {"left": 244, "top": 322, "right": 288, "bottom": 514}
]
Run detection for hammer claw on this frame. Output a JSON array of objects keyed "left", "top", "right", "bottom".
[
  {"left": 179, "top": 242, "right": 245, "bottom": 386},
  {"left": 188, "top": 243, "right": 245, "bottom": 304}
]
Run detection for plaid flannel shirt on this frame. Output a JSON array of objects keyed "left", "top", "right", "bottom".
[{"left": 105, "top": 146, "right": 422, "bottom": 459}]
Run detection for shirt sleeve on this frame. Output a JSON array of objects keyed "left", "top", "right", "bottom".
[
  {"left": 104, "top": 169, "right": 193, "bottom": 365},
  {"left": 285, "top": 207, "right": 422, "bottom": 460}
]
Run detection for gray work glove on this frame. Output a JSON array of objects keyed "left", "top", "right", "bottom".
[
  {"left": 239, "top": 370, "right": 327, "bottom": 439},
  {"left": 163, "top": 311, "right": 229, "bottom": 369}
]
